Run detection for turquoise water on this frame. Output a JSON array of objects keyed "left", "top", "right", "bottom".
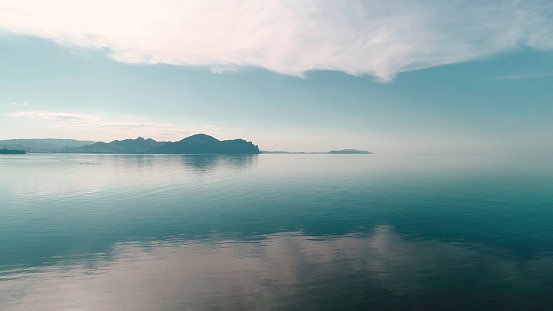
[{"left": 1, "top": 154, "right": 552, "bottom": 310}]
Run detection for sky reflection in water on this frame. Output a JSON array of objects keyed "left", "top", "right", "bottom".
[
  {"left": 3, "top": 227, "right": 553, "bottom": 310},
  {"left": 1, "top": 154, "right": 553, "bottom": 310}
]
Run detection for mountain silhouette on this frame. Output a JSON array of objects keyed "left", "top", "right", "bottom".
[
  {"left": 150, "top": 134, "right": 260, "bottom": 154},
  {"left": 73, "top": 137, "right": 163, "bottom": 153},
  {"left": 0, "top": 138, "right": 96, "bottom": 152},
  {"left": 179, "top": 133, "right": 220, "bottom": 144},
  {"left": 71, "top": 134, "right": 260, "bottom": 154}
]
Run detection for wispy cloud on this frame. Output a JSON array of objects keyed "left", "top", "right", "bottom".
[
  {"left": 203, "top": 125, "right": 220, "bottom": 131},
  {"left": 492, "top": 72, "right": 553, "bottom": 80},
  {"left": 0, "top": 1, "right": 552, "bottom": 81},
  {"left": 9, "top": 111, "right": 101, "bottom": 122},
  {"left": 1, "top": 102, "right": 29, "bottom": 106},
  {"left": 7, "top": 110, "right": 208, "bottom": 140}
]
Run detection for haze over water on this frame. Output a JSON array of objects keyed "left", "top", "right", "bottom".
[{"left": 1, "top": 153, "right": 552, "bottom": 310}]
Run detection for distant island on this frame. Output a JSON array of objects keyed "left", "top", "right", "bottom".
[
  {"left": 0, "top": 149, "right": 26, "bottom": 154},
  {"left": 261, "top": 149, "right": 373, "bottom": 154},
  {"left": 328, "top": 149, "right": 373, "bottom": 154}
]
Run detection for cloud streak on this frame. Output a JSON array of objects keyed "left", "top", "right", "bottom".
[
  {"left": 1, "top": 102, "right": 29, "bottom": 106},
  {"left": 7, "top": 110, "right": 205, "bottom": 140},
  {"left": 9, "top": 111, "right": 101, "bottom": 122},
  {"left": 0, "top": 1, "right": 552, "bottom": 81},
  {"left": 492, "top": 72, "right": 553, "bottom": 80}
]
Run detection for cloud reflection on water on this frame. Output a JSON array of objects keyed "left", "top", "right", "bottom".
[{"left": 2, "top": 225, "right": 552, "bottom": 310}]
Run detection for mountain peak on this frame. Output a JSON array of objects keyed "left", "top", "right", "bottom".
[{"left": 179, "top": 134, "right": 219, "bottom": 144}]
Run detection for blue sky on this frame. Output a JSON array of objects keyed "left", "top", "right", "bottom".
[{"left": 0, "top": 0, "right": 552, "bottom": 153}]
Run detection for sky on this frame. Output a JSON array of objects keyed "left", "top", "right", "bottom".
[{"left": 0, "top": 0, "right": 552, "bottom": 154}]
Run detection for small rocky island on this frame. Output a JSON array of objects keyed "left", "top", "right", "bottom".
[
  {"left": 0, "top": 149, "right": 26, "bottom": 154},
  {"left": 261, "top": 149, "right": 373, "bottom": 154},
  {"left": 328, "top": 149, "right": 373, "bottom": 154}
]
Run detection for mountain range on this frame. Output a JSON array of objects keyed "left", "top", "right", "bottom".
[
  {"left": 72, "top": 134, "right": 260, "bottom": 154},
  {"left": 0, "top": 134, "right": 260, "bottom": 154},
  {"left": 0, "top": 134, "right": 372, "bottom": 154},
  {"left": 0, "top": 138, "right": 95, "bottom": 153}
]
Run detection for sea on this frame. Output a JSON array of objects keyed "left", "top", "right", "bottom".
[{"left": 1, "top": 153, "right": 552, "bottom": 310}]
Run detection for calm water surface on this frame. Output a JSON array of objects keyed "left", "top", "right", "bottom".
[{"left": 1, "top": 154, "right": 553, "bottom": 310}]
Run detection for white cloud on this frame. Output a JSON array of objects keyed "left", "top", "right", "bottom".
[{"left": 0, "top": 0, "right": 552, "bottom": 81}]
